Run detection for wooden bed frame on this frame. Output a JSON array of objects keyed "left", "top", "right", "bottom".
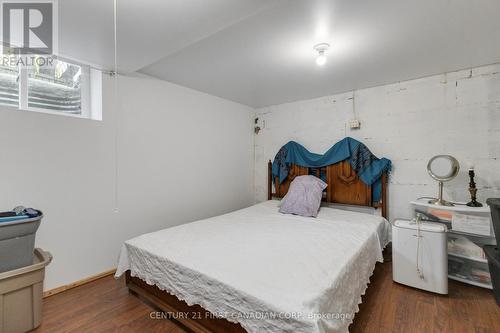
[
  {"left": 268, "top": 160, "right": 388, "bottom": 219},
  {"left": 125, "top": 160, "right": 389, "bottom": 332}
]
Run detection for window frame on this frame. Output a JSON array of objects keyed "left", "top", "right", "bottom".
[
  {"left": 0, "top": 62, "right": 21, "bottom": 108},
  {"left": 0, "top": 56, "right": 101, "bottom": 120}
]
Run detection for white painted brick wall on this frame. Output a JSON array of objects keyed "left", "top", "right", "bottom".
[{"left": 254, "top": 64, "right": 500, "bottom": 221}]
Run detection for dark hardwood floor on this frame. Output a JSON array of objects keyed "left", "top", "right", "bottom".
[
  {"left": 34, "top": 261, "right": 500, "bottom": 333},
  {"left": 350, "top": 261, "right": 500, "bottom": 333}
]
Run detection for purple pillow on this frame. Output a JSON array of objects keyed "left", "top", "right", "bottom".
[{"left": 279, "top": 175, "right": 327, "bottom": 217}]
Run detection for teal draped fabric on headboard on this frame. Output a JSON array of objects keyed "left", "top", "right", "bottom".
[{"left": 271, "top": 137, "right": 391, "bottom": 202}]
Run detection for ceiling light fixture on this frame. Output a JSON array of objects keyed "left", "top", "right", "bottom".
[{"left": 314, "top": 43, "right": 330, "bottom": 66}]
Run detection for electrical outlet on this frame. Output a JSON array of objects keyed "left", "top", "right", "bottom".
[{"left": 349, "top": 119, "right": 361, "bottom": 129}]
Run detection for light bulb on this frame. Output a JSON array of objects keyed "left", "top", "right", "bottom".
[
  {"left": 316, "top": 52, "right": 327, "bottom": 66},
  {"left": 313, "top": 43, "right": 330, "bottom": 66}
]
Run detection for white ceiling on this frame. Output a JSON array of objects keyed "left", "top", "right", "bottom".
[
  {"left": 57, "top": 0, "right": 280, "bottom": 71},
  {"left": 59, "top": 0, "right": 500, "bottom": 108},
  {"left": 58, "top": 0, "right": 115, "bottom": 68},
  {"left": 115, "top": 0, "right": 283, "bottom": 72}
]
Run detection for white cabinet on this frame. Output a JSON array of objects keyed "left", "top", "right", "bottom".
[{"left": 411, "top": 198, "right": 495, "bottom": 289}]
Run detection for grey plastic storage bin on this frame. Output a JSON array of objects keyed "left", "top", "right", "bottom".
[
  {"left": 0, "top": 213, "right": 42, "bottom": 273},
  {"left": 0, "top": 248, "right": 52, "bottom": 333}
]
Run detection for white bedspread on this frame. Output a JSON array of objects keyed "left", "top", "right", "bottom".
[{"left": 115, "top": 200, "right": 390, "bottom": 333}]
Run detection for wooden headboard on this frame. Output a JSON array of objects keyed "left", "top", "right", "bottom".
[{"left": 267, "top": 160, "right": 388, "bottom": 218}]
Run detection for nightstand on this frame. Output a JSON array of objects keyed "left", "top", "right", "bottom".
[{"left": 411, "top": 198, "right": 496, "bottom": 289}]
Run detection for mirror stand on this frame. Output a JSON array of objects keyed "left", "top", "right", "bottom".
[{"left": 428, "top": 181, "right": 454, "bottom": 206}]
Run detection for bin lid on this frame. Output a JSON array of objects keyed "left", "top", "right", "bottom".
[
  {"left": 0, "top": 212, "right": 43, "bottom": 227},
  {"left": 0, "top": 248, "right": 52, "bottom": 281},
  {"left": 393, "top": 219, "right": 447, "bottom": 233}
]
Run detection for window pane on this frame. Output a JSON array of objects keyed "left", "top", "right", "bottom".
[
  {"left": 0, "top": 61, "right": 20, "bottom": 107},
  {"left": 28, "top": 59, "right": 82, "bottom": 114}
]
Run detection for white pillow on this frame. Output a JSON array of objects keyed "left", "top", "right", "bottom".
[{"left": 279, "top": 175, "right": 327, "bottom": 217}]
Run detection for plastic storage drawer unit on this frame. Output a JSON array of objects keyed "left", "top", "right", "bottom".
[
  {"left": 0, "top": 213, "right": 42, "bottom": 273},
  {"left": 392, "top": 219, "right": 448, "bottom": 294},
  {"left": 0, "top": 248, "right": 52, "bottom": 333}
]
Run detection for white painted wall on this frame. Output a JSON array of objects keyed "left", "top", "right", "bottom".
[
  {"left": 0, "top": 75, "right": 255, "bottom": 290},
  {"left": 255, "top": 64, "right": 500, "bottom": 221}
]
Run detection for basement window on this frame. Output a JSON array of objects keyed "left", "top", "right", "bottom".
[
  {"left": 0, "top": 62, "right": 20, "bottom": 107},
  {"left": 0, "top": 57, "right": 102, "bottom": 120}
]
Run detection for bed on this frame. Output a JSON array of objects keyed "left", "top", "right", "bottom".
[{"left": 115, "top": 161, "right": 389, "bottom": 333}]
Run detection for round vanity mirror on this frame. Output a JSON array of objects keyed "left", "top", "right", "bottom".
[{"left": 427, "top": 155, "right": 460, "bottom": 206}]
